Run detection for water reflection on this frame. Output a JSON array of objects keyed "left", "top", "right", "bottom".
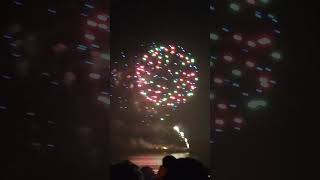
[{"left": 128, "top": 152, "right": 190, "bottom": 173}]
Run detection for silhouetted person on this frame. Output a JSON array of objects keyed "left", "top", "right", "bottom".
[
  {"left": 157, "top": 155, "right": 176, "bottom": 180},
  {"left": 164, "top": 158, "right": 209, "bottom": 180},
  {"left": 141, "top": 166, "right": 155, "bottom": 180},
  {"left": 110, "top": 160, "right": 144, "bottom": 180},
  {"left": 162, "top": 155, "right": 176, "bottom": 169}
]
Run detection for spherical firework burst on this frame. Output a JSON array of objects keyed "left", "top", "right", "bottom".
[
  {"left": 111, "top": 45, "right": 195, "bottom": 149},
  {"left": 136, "top": 44, "right": 199, "bottom": 109}
]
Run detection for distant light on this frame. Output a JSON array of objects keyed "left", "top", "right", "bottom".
[
  {"left": 233, "top": 117, "right": 243, "bottom": 124},
  {"left": 274, "top": 29, "right": 281, "bottom": 34},
  {"left": 48, "top": 9, "right": 57, "bottom": 14},
  {"left": 50, "top": 81, "right": 59, "bottom": 86},
  {"left": 255, "top": 11, "right": 263, "bottom": 19},
  {"left": 89, "top": 73, "right": 101, "bottom": 80},
  {"left": 270, "top": 80, "right": 277, "bottom": 84},
  {"left": 97, "top": 96, "right": 110, "bottom": 105},
  {"left": 268, "top": 13, "right": 275, "bottom": 19},
  {"left": 98, "top": 23, "right": 108, "bottom": 30},
  {"left": 232, "top": 69, "right": 242, "bottom": 76},
  {"left": 85, "top": 34, "right": 96, "bottom": 40},
  {"left": 97, "top": 14, "right": 108, "bottom": 21},
  {"left": 210, "top": 61, "right": 214, "bottom": 67},
  {"left": 257, "top": 37, "right": 272, "bottom": 45},
  {"left": 222, "top": 27, "right": 230, "bottom": 32},
  {"left": 242, "top": 92, "right": 249, "bottom": 96},
  {"left": 47, "top": 144, "right": 55, "bottom": 148},
  {"left": 247, "top": 41, "right": 257, "bottom": 47},
  {"left": 77, "top": 44, "right": 87, "bottom": 51},
  {"left": 230, "top": 3, "right": 240, "bottom": 12},
  {"left": 210, "top": 92, "right": 215, "bottom": 100},
  {"left": 187, "top": 92, "right": 194, "bottom": 97},
  {"left": 101, "top": 53, "right": 110, "bottom": 61},
  {"left": 248, "top": 99, "right": 267, "bottom": 109},
  {"left": 217, "top": 103, "right": 227, "bottom": 110},
  {"left": 259, "top": 76, "right": 271, "bottom": 88},
  {"left": 210, "top": 33, "right": 219, "bottom": 40},
  {"left": 271, "top": 51, "right": 282, "bottom": 60},
  {"left": 87, "top": 20, "right": 97, "bottom": 27},
  {"left": 229, "top": 104, "right": 237, "bottom": 108},
  {"left": 233, "top": 34, "right": 243, "bottom": 41},
  {"left": 265, "top": 67, "right": 272, "bottom": 72},
  {"left": 232, "top": 83, "right": 240, "bottom": 87},
  {"left": 91, "top": 44, "right": 100, "bottom": 49},
  {"left": 84, "top": 3, "right": 94, "bottom": 9},
  {"left": 256, "top": 89, "right": 263, "bottom": 93},
  {"left": 215, "top": 119, "right": 224, "bottom": 125},
  {"left": 245, "top": 61, "right": 255, "bottom": 68},
  {"left": 256, "top": 66, "right": 263, "bottom": 71},
  {"left": 223, "top": 55, "right": 233, "bottom": 62}
]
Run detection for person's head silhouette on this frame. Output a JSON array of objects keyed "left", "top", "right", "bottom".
[{"left": 110, "top": 160, "right": 144, "bottom": 180}]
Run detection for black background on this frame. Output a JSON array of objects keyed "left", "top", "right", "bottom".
[{"left": 0, "top": 0, "right": 317, "bottom": 179}]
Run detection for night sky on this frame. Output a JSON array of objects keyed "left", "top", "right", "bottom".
[
  {"left": 111, "top": 0, "right": 210, "bottom": 165},
  {"left": 0, "top": 0, "right": 318, "bottom": 180}
]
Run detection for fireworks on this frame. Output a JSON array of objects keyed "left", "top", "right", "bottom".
[
  {"left": 173, "top": 125, "right": 190, "bottom": 149},
  {"left": 210, "top": 0, "right": 281, "bottom": 134},
  {"left": 136, "top": 45, "right": 198, "bottom": 109},
  {"left": 80, "top": 1, "right": 110, "bottom": 106},
  {"left": 112, "top": 44, "right": 199, "bottom": 123},
  {"left": 1, "top": 0, "right": 110, "bottom": 153},
  {"left": 111, "top": 44, "right": 197, "bottom": 149}
]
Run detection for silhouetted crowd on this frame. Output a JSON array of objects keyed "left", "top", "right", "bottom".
[{"left": 110, "top": 155, "right": 211, "bottom": 180}]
